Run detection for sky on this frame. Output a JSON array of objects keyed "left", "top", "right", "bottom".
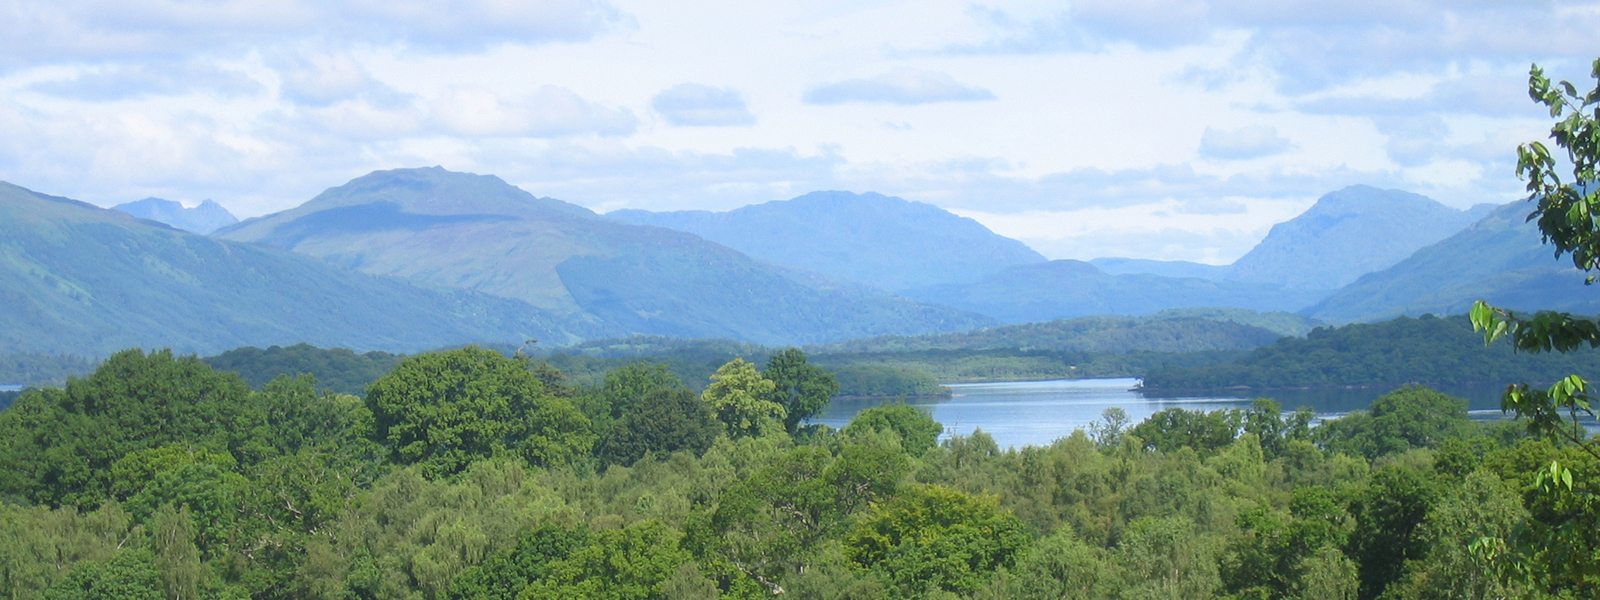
[{"left": 1, "top": 0, "right": 1595, "bottom": 264}]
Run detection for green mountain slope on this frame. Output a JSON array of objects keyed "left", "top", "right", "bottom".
[
  {"left": 217, "top": 168, "right": 992, "bottom": 344},
  {"left": 1225, "top": 185, "right": 1493, "bottom": 289},
  {"left": 1305, "top": 201, "right": 1600, "bottom": 323},
  {"left": 608, "top": 191, "right": 1046, "bottom": 290},
  {"left": 0, "top": 181, "right": 598, "bottom": 356},
  {"left": 899, "top": 259, "right": 1327, "bottom": 324},
  {"left": 1142, "top": 314, "right": 1600, "bottom": 390}
]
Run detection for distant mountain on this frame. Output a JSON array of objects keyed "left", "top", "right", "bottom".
[
  {"left": 0, "top": 181, "right": 599, "bottom": 356},
  {"left": 607, "top": 191, "right": 1046, "bottom": 290},
  {"left": 899, "top": 259, "right": 1328, "bottom": 324},
  {"left": 1089, "top": 257, "right": 1229, "bottom": 280},
  {"left": 1304, "top": 202, "right": 1600, "bottom": 323},
  {"left": 218, "top": 168, "right": 992, "bottom": 344},
  {"left": 807, "top": 309, "right": 1312, "bottom": 355},
  {"left": 113, "top": 197, "right": 238, "bottom": 234},
  {"left": 1225, "top": 185, "right": 1495, "bottom": 289}
]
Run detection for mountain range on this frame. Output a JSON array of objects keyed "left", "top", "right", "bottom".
[
  {"left": 112, "top": 197, "right": 239, "bottom": 234},
  {"left": 1089, "top": 186, "right": 1496, "bottom": 290},
  {"left": 608, "top": 191, "right": 1046, "bottom": 291},
  {"left": 896, "top": 260, "right": 1327, "bottom": 324},
  {"left": 610, "top": 184, "right": 1514, "bottom": 326},
  {"left": 1305, "top": 201, "right": 1600, "bottom": 322},
  {"left": 1226, "top": 185, "right": 1496, "bottom": 289},
  {"left": 3, "top": 165, "right": 1593, "bottom": 361},
  {"left": 0, "top": 181, "right": 597, "bottom": 356},
  {"left": 216, "top": 168, "right": 992, "bottom": 344}
]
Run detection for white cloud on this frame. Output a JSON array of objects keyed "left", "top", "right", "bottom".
[
  {"left": 0, "top": 0, "right": 625, "bottom": 69},
  {"left": 803, "top": 68, "right": 996, "bottom": 105},
  {"left": 0, "top": 0, "right": 1579, "bottom": 264},
  {"left": 430, "top": 86, "right": 636, "bottom": 138},
  {"left": 651, "top": 83, "right": 755, "bottom": 126},
  {"left": 274, "top": 50, "right": 408, "bottom": 108},
  {"left": 1199, "top": 125, "right": 1292, "bottom": 160},
  {"left": 26, "top": 60, "right": 262, "bottom": 101},
  {"left": 938, "top": 1, "right": 1600, "bottom": 92},
  {"left": 1294, "top": 73, "right": 1547, "bottom": 119}
]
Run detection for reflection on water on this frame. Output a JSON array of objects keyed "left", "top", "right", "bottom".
[{"left": 810, "top": 378, "right": 1525, "bottom": 450}]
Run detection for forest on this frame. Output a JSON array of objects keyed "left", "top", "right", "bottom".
[
  {"left": 196, "top": 342, "right": 947, "bottom": 400},
  {"left": 1142, "top": 314, "right": 1600, "bottom": 391},
  {"left": 0, "top": 345, "right": 1593, "bottom": 600}
]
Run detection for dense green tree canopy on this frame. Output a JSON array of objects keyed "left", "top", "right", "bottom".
[
  {"left": 364, "top": 347, "right": 594, "bottom": 475},
  {"left": 1144, "top": 314, "right": 1600, "bottom": 391},
  {"left": 0, "top": 345, "right": 1587, "bottom": 599},
  {"left": 762, "top": 348, "right": 838, "bottom": 433},
  {"left": 1315, "top": 386, "right": 1473, "bottom": 460},
  {"left": 845, "top": 484, "right": 1029, "bottom": 597},
  {"left": 203, "top": 343, "right": 404, "bottom": 396},
  {"left": 0, "top": 349, "right": 254, "bottom": 507},
  {"left": 596, "top": 384, "right": 719, "bottom": 467},
  {"left": 840, "top": 403, "right": 944, "bottom": 456},
  {"left": 699, "top": 358, "right": 783, "bottom": 439}
]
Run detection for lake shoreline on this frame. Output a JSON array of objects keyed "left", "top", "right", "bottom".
[
  {"left": 830, "top": 393, "right": 952, "bottom": 401},
  {"left": 1137, "top": 381, "right": 1522, "bottom": 397}
]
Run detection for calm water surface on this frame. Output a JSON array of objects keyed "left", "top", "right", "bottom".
[{"left": 810, "top": 378, "right": 1516, "bottom": 449}]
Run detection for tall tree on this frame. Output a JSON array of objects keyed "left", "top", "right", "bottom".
[
  {"left": 840, "top": 404, "right": 942, "bottom": 457},
  {"left": 597, "top": 385, "right": 720, "bottom": 467},
  {"left": 364, "top": 347, "right": 593, "bottom": 476},
  {"left": 700, "top": 359, "right": 783, "bottom": 439},
  {"left": 762, "top": 349, "right": 838, "bottom": 433}
]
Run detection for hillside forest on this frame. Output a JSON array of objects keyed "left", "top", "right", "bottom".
[{"left": 0, "top": 345, "right": 1594, "bottom": 600}]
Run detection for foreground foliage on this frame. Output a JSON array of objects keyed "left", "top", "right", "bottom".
[
  {"left": 1463, "top": 58, "right": 1600, "bottom": 595},
  {"left": 0, "top": 346, "right": 1590, "bottom": 599}
]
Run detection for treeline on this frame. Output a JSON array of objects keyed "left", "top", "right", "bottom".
[
  {"left": 0, "top": 345, "right": 1592, "bottom": 599},
  {"left": 827, "top": 365, "right": 947, "bottom": 398},
  {"left": 202, "top": 343, "right": 406, "bottom": 396},
  {"left": 814, "top": 348, "right": 1244, "bottom": 383},
  {"left": 185, "top": 341, "right": 941, "bottom": 400},
  {"left": 808, "top": 311, "right": 1302, "bottom": 355},
  {"left": 1143, "top": 313, "right": 1600, "bottom": 390}
]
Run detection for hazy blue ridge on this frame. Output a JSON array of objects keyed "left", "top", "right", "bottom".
[
  {"left": 0, "top": 353, "right": 99, "bottom": 387},
  {"left": 898, "top": 259, "right": 1329, "bottom": 324},
  {"left": 1224, "top": 185, "right": 1487, "bottom": 289},
  {"left": 0, "top": 180, "right": 606, "bottom": 356},
  {"left": 113, "top": 197, "right": 239, "bottom": 234},
  {"left": 1304, "top": 201, "right": 1600, "bottom": 323},
  {"left": 217, "top": 168, "right": 993, "bottom": 345},
  {"left": 1142, "top": 313, "right": 1600, "bottom": 390},
  {"left": 1089, "top": 257, "right": 1230, "bottom": 280},
  {"left": 607, "top": 190, "right": 1047, "bottom": 291}
]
